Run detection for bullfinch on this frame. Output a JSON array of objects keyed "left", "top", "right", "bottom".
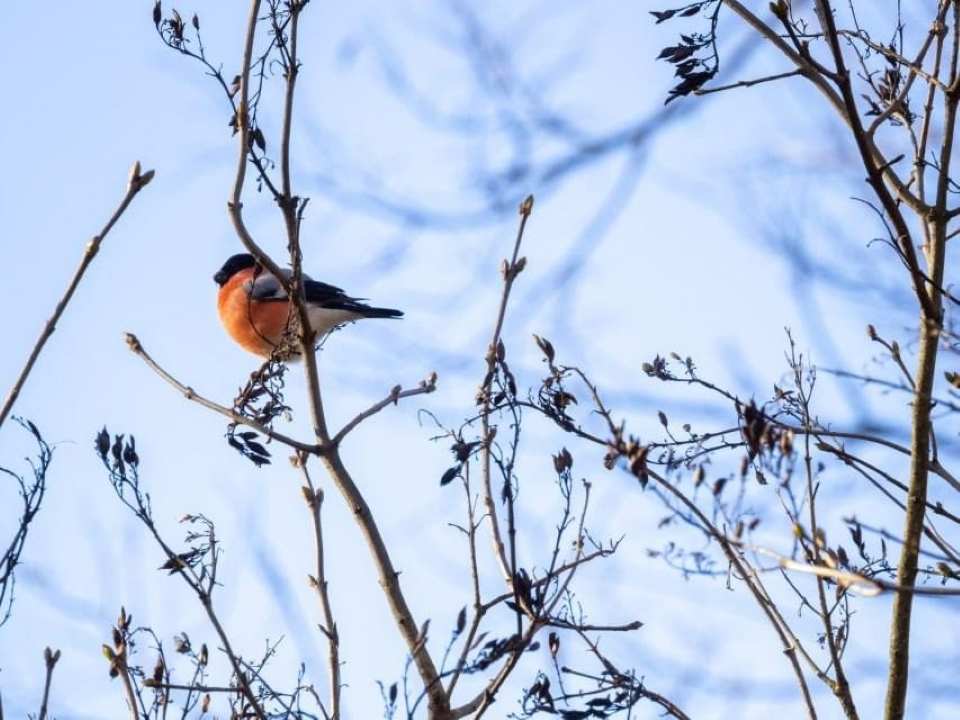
[{"left": 214, "top": 253, "right": 403, "bottom": 358}]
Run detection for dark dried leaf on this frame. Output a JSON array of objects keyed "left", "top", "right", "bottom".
[
  {"left": 440, "top": 466, "right": 460, "bottom": 487},
  {"left": 533, "top": 334, "right": 555, "bottom": 363},
  {"left": 96, "top": 427, "right": 111, "bottom": 458},
  {"left": 665, "top": 69, "right": 717, "bottom": 104},
  {"left": 245, "top": 440, "right": 270, "bottom": 458},
  {"left": 111, "top": 435, "right": 124, "bottom": 463},
  {"left": 553, "top": 447, "right": 573, "bottom": 473},
  {"left": 657, "top": 45, "right": 681, "bottom": 60},
  {"left": 650, "top": 9, "right": 676, "bottom": 23},
  {"left": 837, "top": 545, "right": 849, "bottom": 567},
  {"left": 123, "top": 437, "right": 139, "bottom": 467}
]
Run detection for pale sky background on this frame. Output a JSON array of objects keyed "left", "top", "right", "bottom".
[{"left": 0, "top": 2, "right": 957, "bottom": 719}]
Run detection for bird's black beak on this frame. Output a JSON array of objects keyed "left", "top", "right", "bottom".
[{"left": 213, "top": 270, "right": 227, "bottom": 286}]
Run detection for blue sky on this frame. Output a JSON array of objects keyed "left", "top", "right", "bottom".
[{"left": 1, "top": 2, "right": 957, "bottom": 719}]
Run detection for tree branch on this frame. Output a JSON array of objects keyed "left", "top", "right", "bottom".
[
  {"left": 124, "top": 333, "right": 319, "bottom": 454},
  {"left": 332, "top": 375, "right": 438, "bottom": 446},
  {"left": 0, "top": 162, "right": 153, "bottom": 429}
]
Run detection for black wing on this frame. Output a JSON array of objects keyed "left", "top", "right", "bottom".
[{"left": 304, "top": 279, "right": 403, "bottom": 318}]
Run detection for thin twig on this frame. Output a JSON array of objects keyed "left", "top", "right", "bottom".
[
  {"left": 0, "top": 420, "right": 51, "bottom": 626},
  {"left": 0, "top": 162, "right": 153, "bottom": 429},
  {"left": 544, "top": 363, "right": 823, "bottom": 718},
  {"left": 226, "top": 0, "right": 289, "bottom": 287},
  {"left": 574, "top": 632, "right": 692, "bottom": 720},
  {"left": 299, "top": 458, "right": 341, "bottom": 720},
  {"left": 792, "top": 346, "right": 858, "bottom": 717},
  {"left": 332, "top": 375, "right": 438, "bottom": 446},
  {"left": 478, "top": 547, "right": 615, "bottom": 612},
  {"left": 445, "top": 465, "right": 484, "bottom": 699},
  {"left": 37, "top": 647, "right": 60, "bottom": 720},
  {"left": 116, "top": 653, "right": 140, "bottom": 720},
  {"left": 695, "top": 68, "right": 802, "bottom": 94},
  {"left": 480, "top": 196, "right": 535, "bottom": 584},
  {"left": 144, "top": 682, "right": 237, "bottom": 693},
  {"left": 749, "top": 543, "right": 960, "bottom": 596}
]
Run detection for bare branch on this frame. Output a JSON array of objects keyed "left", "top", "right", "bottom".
[
  {"left": 750, "top": 543, "right": 960, "bottom": 597},
  {"left": 695, "top": 68, "right": 803, "bottom": 94},
  {"left": 124, "top": 333, "right": 319, "bottom": 454},
  {"left": 298, "top": 459, "right": 341, "bottom": 720},
  {"left": 479, "top": 196, "right": 536, "bottom": 585},
  {"left": 0, "top": 420, "right": 52, "bottom": 626},
  {"left": 332, "top": 374, "right": 438, "bottom": 446},
  {"left": 37, "top": 647, "right": 60, "bottom": 720},
  {"left": 0, "top": 162, "right": 153, "bottom": 429}
]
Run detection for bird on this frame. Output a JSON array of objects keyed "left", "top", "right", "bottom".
[{"left": 214, "top": 253, "right": 403, "bottom": 358}]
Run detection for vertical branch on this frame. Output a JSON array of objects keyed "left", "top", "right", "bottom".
[
  {"left": 117, "top": 658, "right": 140, "bottom": 720},
  {"left": 445, "top": 464, "right": 484, "bottom": 699},
  {"left": 37, "top": 647, "right": 60, "bottom": 720},
  {"left": 226, "top": 0, "right": 287, "bottom": 285},
  {"left": 479, "top": 196, "right": 535, "bottom": 583},
  {"left": 885, "top": 6, "right": 956, "bottom": 717},
  {"left": 227, "top": 0, "right": 260, "bottom": 234},
  {"left": 906, "top": 3, "right": 949, "bottom": 206},
  {"left": 269, "top": 1, "right": 329, "bottom": 444},
  {"left": 299, "top": 458, "right": 340, "bottom": 720},
  {"left": 315, "top": 450, "right": 447, "bottom": 716},
  {"left": 278, "top": 1, "right": 300, "bottom": 201},
  {"left": 793, "top": 356, "right": 858, "bottom": 718},
  {"left": 222, "top": 2, "right": 444, "bottom": 714}
]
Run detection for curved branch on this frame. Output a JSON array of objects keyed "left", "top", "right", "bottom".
[
  {"left": 332, "top": 374, "right": 438, "bottom": 446},
  {"left": 124, "top": 333, "right": 319, "bottom": 454}
]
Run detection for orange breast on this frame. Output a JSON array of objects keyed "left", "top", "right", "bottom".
[{"left": 217, "top": 268, "right": 292, "bottom": 357}]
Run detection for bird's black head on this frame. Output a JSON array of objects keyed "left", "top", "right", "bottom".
[{"left": 214, "top": 253, "right": 256, "bottom": 286}]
